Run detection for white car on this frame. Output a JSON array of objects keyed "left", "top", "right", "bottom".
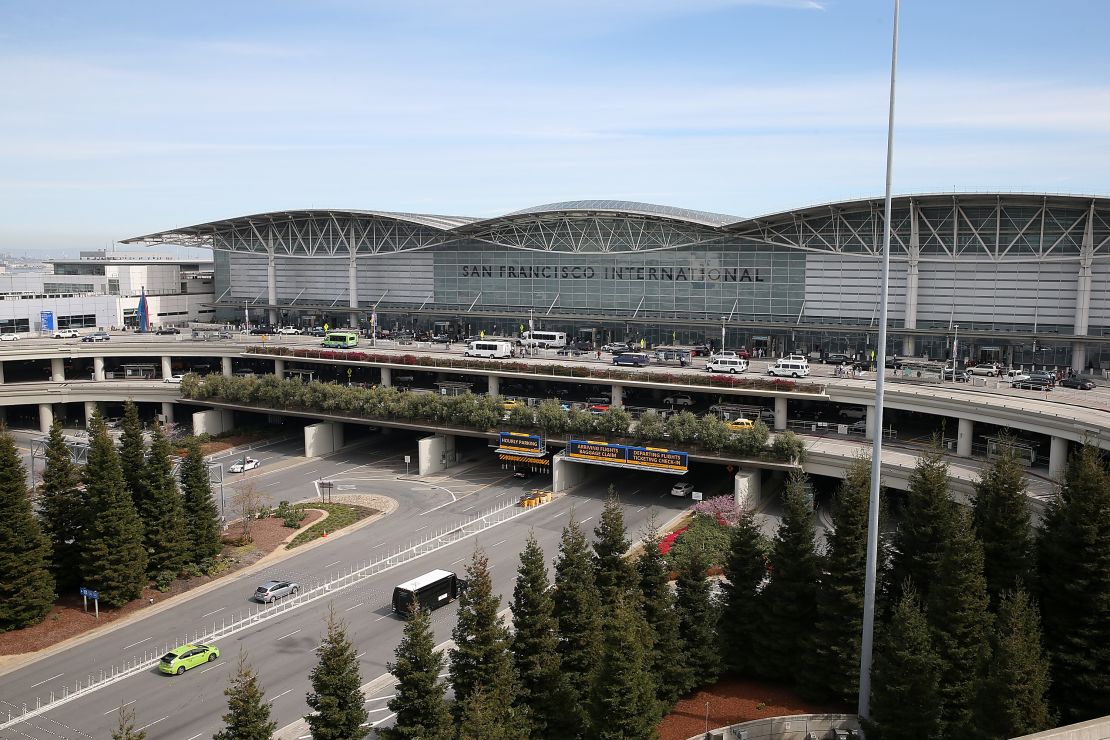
[
  {"left": 277, "top": 327, "right": 303, "bottom": 335},
  {"left": 52, "top": 329, "right": 80, "bottom": 339},
  {"left": 670, "top": 481, "right": 694, "bottom": 497},
  {"left": 164, "top": 374, "right": 185, "bottom": 384},
  {"left": 228, "top": 457, "right": 260, "bottom": 473},
  {"left": 0, "top": 333, "right": 19, "bottom": 342},
  {"left": 663, "top": 393, "right": 694, "bottom": 407}
]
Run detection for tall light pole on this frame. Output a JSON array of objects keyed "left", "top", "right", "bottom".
[{"left": 859, "top": 0, "right": 900, "bottom": 722}]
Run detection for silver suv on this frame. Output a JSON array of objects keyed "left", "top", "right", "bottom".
[{"left": 253, "top": 580, "right": 300, "bottom": 603}]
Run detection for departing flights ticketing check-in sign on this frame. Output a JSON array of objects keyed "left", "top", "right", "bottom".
[{"left": 566, "top": 440, "right": 688, "bottom": 474}]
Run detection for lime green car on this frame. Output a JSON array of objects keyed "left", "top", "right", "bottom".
[{"left": 159, "top": 643, "right": 220, "bottom": 675}]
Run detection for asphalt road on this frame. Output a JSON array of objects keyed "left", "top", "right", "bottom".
[{"left": 0, "top": 438, "right": 694, "bottom": 740}]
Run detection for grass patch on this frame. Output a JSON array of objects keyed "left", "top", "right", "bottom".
[{"left": 285, "top": 503, "right": 376, "bottom": 549}]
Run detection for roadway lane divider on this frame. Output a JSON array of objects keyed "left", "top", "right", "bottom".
[{"left": 0, "top": 491, "right": 550, "bottom": 732}]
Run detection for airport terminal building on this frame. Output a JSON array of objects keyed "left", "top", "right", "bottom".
[{"left": 126, "top": 193, "right": 1110, "bottom": 371}]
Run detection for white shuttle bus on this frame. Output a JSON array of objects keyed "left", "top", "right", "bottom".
[
  {"left": 520, "top": 331, "right": 567, "bottom": 349},
  {"left": 464, "top": 340, "right": 513, "bottom": 359}
]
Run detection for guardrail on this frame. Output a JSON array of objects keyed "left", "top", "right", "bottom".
[{"left": 0, "top": 491, "right": 547, "bottom": 730}]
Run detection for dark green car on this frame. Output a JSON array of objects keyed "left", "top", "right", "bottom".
[{"left": 159, "top": 643, "right": 220, "bottom": 675}]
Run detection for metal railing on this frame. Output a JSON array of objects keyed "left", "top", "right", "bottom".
[{"left": 0, "top": 492, "right": 546, "bottom": 730}]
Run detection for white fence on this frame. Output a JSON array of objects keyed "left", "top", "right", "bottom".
[{"left": 0, "top": 492, "right": 545, "bottom": 730}]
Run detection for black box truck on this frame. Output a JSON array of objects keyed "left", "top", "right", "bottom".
[{"left": 392, "top": 569, "right": 468, "bottom": 614}]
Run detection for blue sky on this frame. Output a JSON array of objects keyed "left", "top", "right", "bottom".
[{"left": 2, "top": 0, "right": 1109, "bottom": 254}]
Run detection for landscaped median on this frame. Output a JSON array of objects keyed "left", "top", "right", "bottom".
[
  {"left": 180, "top": 372, "right": 808, "bottom": 462},
  {"left": 285, "top": 502, "right": 375, "bottom": 549}
]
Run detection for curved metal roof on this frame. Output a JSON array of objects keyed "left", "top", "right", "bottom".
[{"left": 500, "top": 199, "right": 740, "bottom": 227}]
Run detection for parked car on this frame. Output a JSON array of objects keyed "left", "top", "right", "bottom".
[
  {"left": 276, "top": 326, "right": 303, "bottom": 335},
  {"left": 1059, "top": 375, "right": 1096, "bottom": 390},
  {"left": 663, "top": 393, "right": 694, "bottom": 407},
  {"left": 942, "top": 368, "right": 970, "bottom": 382},
  {"left": 1013, "top": 377, "right": 1052, "bottom": 391},
  {"left": 711, "top": 351, "right": 741, "bottom": 360},
  {"left": 430, "top": 334, "right": 450, "bottom": 343},
  {"left": 306, "top": 327, "right": 326, "bottom": 337},
  {"left": 690, "top": 345, "right": 714, "bottom": 357},
  {"left": 884, "top": 355, "right": 903, "bottom": 369},
  {"left": 52, "top": 329, "right": 80, "bottom": 339},
  {"left": 164, "top": 374, "right": 185, "bottom": 384},
  {"left": 253, "top": 580, "right": 300, "bottom": 603},
  {"left": 1005, "top": 369, "right": 1030, "bottom": 384},
  {"left": 824, "top": 353, "right": 853, "bottom": 365},
  {"left": 1025, "top": 370, "right": 1057, "bottom": 387},
  {"left": 968, "top": 363, "right": 1001, "bottom": 377},
  {"left": 159, "top": 643, "right": 220, "bottom": 675},
  {"left": 0, "top": 333, "right": 18, "bottom": 341},
  {"left": 155, "top": 327, "right": 180, "bottom": 335},
  {"left": 556, "top": 346, "right": 585, "bottom": 356},
  {"left": 512, "top": 470, "right": 530, "bottom": 479},
  {"left": 603, "top": 342, "right": 632, "bottom": 354},
  {"left": 726, "top": 419, "right": 754, "bottom": 432},
  {"left": 670, "top": 481, "right": 694, "bottom": 497},
  {"left": 228, "top": 457, "right": 260, "bottom": 473},
  {"left": 80, "top": 331, "right": 111, "bottom": 343},
  {"left": 248, "top": 326, "right": 274, "bottom": 335}
]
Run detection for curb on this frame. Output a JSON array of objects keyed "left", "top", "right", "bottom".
[{"left": 0, "top": 498, "right": 397, "bottom": 679}]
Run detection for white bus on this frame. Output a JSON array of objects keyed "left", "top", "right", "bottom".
[
  {"left": 520, "top": 331, "right": 567, "bottom": 349},
  {"left": 464, "top": 340, "right": 513, "bottom": 359}
]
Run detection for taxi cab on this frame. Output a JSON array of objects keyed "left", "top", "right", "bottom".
[{"left": 726, "top": 418, "right": 755, "bottom": 432}]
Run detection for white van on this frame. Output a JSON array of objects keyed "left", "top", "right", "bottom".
[
  {"left": 520, "top": 331, "right": 567, "bottom": 349},
  {"left": 767, "top": 359, "right": 810, "bottom": 378},
  {"left": 464, "top": 340, "right": 513, "bottom": 359},
  {"left": 705, "top": 357, "right": 749, "bottom": 374}
]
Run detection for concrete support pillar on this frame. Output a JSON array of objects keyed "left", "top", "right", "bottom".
[
  {"left": 305, "top": 421, "right": 345, "bottom": 458},
  {"left": 552, "top": 452, "right": 589, "bottom": 493},
  {"left": 50, "top": 357, "right": 65, "bottom": 382},
  {"left": 221, "top": 357, "right": 233, "bottom": 377},
  {"left": 193, "top": 409, "right": 233, "bottom": 437},
  {"left": 93, "top": 356, "right": 105, "bottom": 381},
  {"left": 38, "top": 403, "right": 53, "bottom": 434},
  {"left": 957, "top": 417, "right": 973, "bottom": 457},
  {"left": 418, "top": 434, "right": 457, "bottom": 476},
  {"left": 0, "top": 360, "right": 5, "bottom": 385},
  {"left": 1071, "top": 342, "right": 1087, "bottom": 374},
  {"left": 161, "top": 356, "right": 173, "bottom": 380},
  {"left": 774, "top": 396, "right": 787, "bottom": 432},
  {"left": 266, "top": 247, "right": 278, "bottom": 327},
  {"left": 902, "top": 335, "right": 915, "bottom": 357},
  {"left": 84, "top": 401, "right": 97, "bottom": 426},
  {"left": 1072, "top": 204, "right": 1094, "bottom": 373},
  {"left": 274, "top": 359, "right": 285, "bottom": 378},
  {"left": 903, "top": 201, "right": 920, "bottom": 357},
  {"left": 1049, "top": 436, "right": 1069, "bottom": 480},
  {"left": 734, "top": 469, "right": 762, "bottom": 509},
  {"left": 487, "top": 374, "right": 499, "bottom": 397},
  {"left": 160, "top": 402, "right": 175, "bottom": 425},
  {"left": 610, "top": 383, "right": 623, "bottom": 407},
  {"left": 865, "top": 405, "right": 875, "bottom": 441},
  {"left": 348, "top": 253, "right": 360, "bottom": 330},
  {"left": 380, "top": 366, "right": 392, "bottom": 388}
]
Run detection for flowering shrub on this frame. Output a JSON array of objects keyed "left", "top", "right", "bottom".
[
  {"left": 665, "top": 515, "right": 733, "bottom": 572},
  {"left": 659, "top": 526, "right": 688, "bottom": 555},
  {"left": 691, "top": 495, "right": 746, "bottom": 526}
]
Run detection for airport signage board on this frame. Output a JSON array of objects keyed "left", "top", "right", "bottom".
[
  {"left": 566, "top": 440, "right": 688, "bottom": 474},
  {"left": 496, "top": 431, "right": 545, "bottom": 456},
  {"left": 40, "top": 311, "right": 54, "bottom": 331}
]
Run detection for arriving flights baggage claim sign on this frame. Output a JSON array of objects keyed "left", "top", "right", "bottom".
[{"left": 566, "top": 440, "right": 688, "bottom": 474}]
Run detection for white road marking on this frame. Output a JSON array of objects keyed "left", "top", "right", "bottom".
[
  {"left": 451, "top": 557, "right": 464, "bottom": 565},
  {"left": 491, "top": 539, "right": 507, "bottom": 547},
  {"left": 137, "top": 716, "right": 168, "bottom": 732},
  {"left": 580, "top": 516, "right": 593, "bottom": 523},
  {"left": 275, "top": 629, "right": 301, "bottom": 641},
  {"left": 200, "top": 608, "right": 224, "bottom": 618},
  {"left": 186, "top": 734, "right": 204, "bottom": 740},
  {"left": 29, "top": 673, "right": 63, "bottom": 689},
  {"left": 460, "top": 505, "right": 475, "bottom": 512},
  {"left": 372, "top": 542, "right": 386, "bottom": 548},
  {"left": 199, "top": 663, "right": 222, "bottom": 673},
  {"left": 374, "top": 614, "right": 390, "bottom": 622},
  {"left": 269, "top": 689, "right": 294, "bottom": 703},
  {"left": 413, "top": 525, "right": 428, "bottom": 533},
  {"left": 636, "top": 506, "right": 646, "bottom": 512},
  {"left": 103, "top": 700, "right": 136, "bottom": 715},
  {"left": 356, "top": 651, "right": 367, "bottom": 659},
  {"left": 345, "top": 602, "right": 365, "bottom": 612},
  {"left": 367, "top": 707, "right": 392, "bottom": 713},
  {"left": 120, "top": 637, "right": 151, "bottom": 650},
  {"left": 324, "top": 560, "right": 341, "bottom": 568},
  {"left": 371, "top": 712, "right": 397, "bottom": 727}
]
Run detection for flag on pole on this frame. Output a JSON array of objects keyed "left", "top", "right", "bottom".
[{"left": 136, "top": 287, "right": 150, "bottom": 333}]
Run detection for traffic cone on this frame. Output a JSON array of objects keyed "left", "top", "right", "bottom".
[{"left": 322, "top": 530, "right": 327, "bottom": 538}]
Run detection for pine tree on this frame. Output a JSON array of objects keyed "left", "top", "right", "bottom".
[
  {"left": 382, "top": 605, "right": 453, "bottom": 740},
  {"left": 510, "top": 532, "right": 575, "bottom": 739},
  {"left": 1037, "top": 444, "right": 1110, "bottom": 724},
  {"left": 926, "top": 507, "right": 992, "bottom": 735},
  {"left": 118, "top": 400, "right": 148, "bottom": 511},
  {"left": 890, "top": 442, "right": 956, "bottom": 607},
  {"left": 593, "top": 488, "right": 636, "bottom": 608},
  {"left": 141, "top": 421, "right": 188, "bottom": 579},
  {"left": 214, "top": 652, "right": 277, "bottom": 740},
  {"left": 80, "top": 410, "right": 147, "bottom": 607},
  {"left": 110, "top": 704, "right": 146, "bottom": 740},
  {"left": 971, "top": 439, "right": 1034, "bottom": 606},
  {"left": 977, "top": 588, "right": 1053, "bottom": 739},
  {"left": 756, "top": 469, "right": 819, "bottom": 683},
  {"left": 457, "top": 687, "right": 526, "bottom": 740},
  {"left": 866, "top": 585, "right": 944, "bottom": 740},
  {"left": 636, "top": 517, "right": 687, "bottom": 712},
  {"left": 38, "top": 420, "right": 85, "bottom": 593},
  {"left": 448, "top": 548, "right": 522, "bottom": 729},
  {"left": 674, "top": 543, "right": 720, "bottom": 692},
  {"left": 801, "top": 457, "right": 870, "bottom": 703},
  {"left": 588, "top": 592, "right": 659, "bottom": 740},
  {"left": 306, "top": 607, "right": 368, "bottom": 740},
  {"left": 0, "top": 430, "right": 55, "bottom": 629},
  {"left": 718, "top": 509, "right": 767, "bottom": 677},
  {"left": 552, "top": 515, "right": 603, "bottom": 731},
  {"left": 180, "top": 438, "right": 221, "bottom": 565}
]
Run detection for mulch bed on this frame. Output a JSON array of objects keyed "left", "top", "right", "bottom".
[{"left": 0, "top": 510, "right": 323, "bottom": 658}]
